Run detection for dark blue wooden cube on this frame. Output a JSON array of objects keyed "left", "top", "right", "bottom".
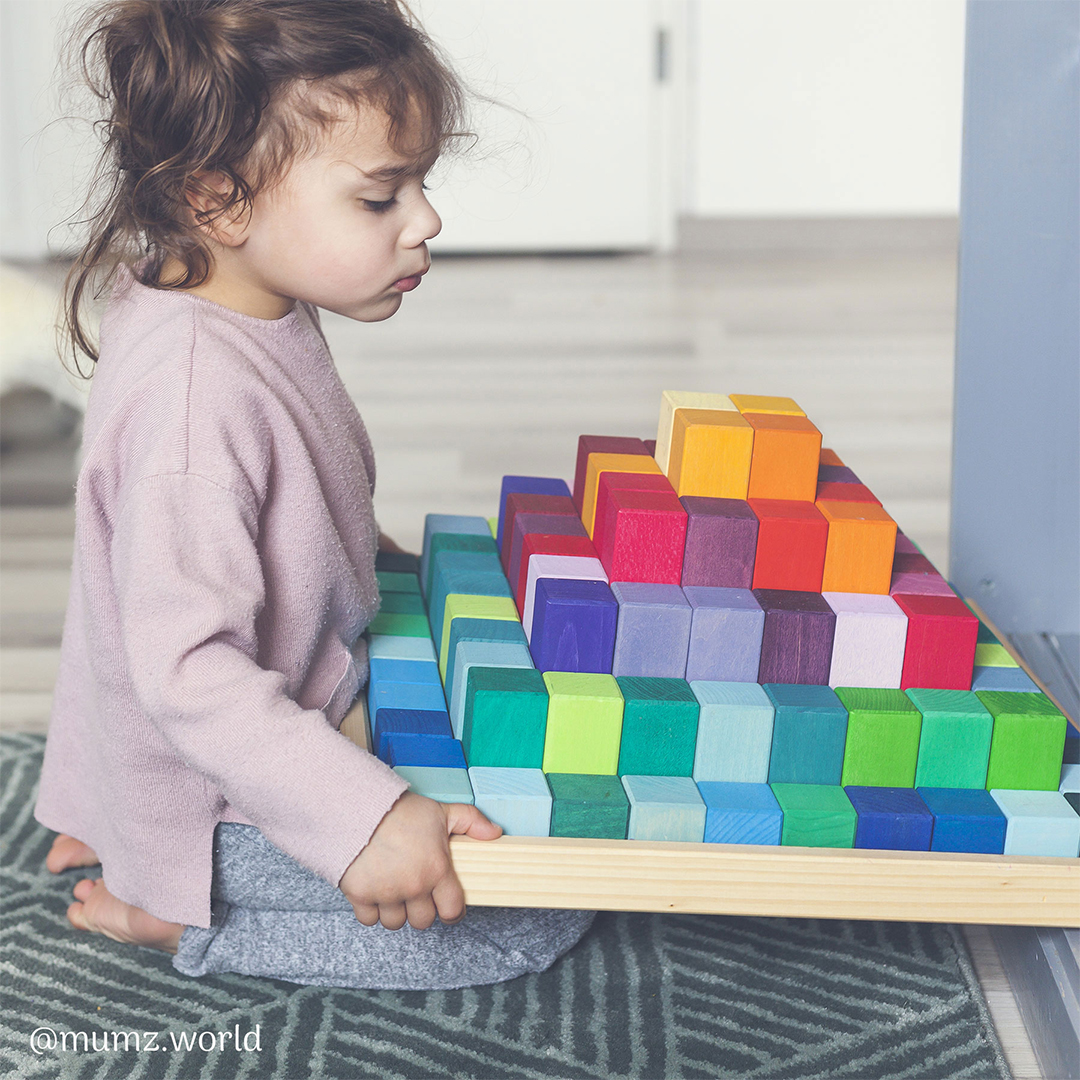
[
  {"left": 917, "top": 786, "right": 1007, "bottom": 854},
  {"left": 529, "top": 577, "right": 618, "bottom": 673},
  {"left": 845, "top": 786, "right": 933, "bottom": 851}
]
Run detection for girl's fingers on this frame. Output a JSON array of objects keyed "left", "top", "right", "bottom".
[
  {"left": 377, "top": 902, "right": 407, "bottom": 931},
  {"left": 444, "top": 802, "right": 502, "bottom": 840},
  {"left": 405, "top": 895, "right": 437, "bottom": 931},
  {"left": 351, "top": 902, "right": 380, "bottom": 927},
  {"left": 431, "top": 875, "right": 466, "bottom": 925}
]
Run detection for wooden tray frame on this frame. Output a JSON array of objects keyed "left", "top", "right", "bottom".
[{"left": 343, "top": 604, "right": 1079, "bottom": 928}]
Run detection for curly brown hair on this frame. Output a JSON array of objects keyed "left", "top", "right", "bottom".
[{"left": 62, "top": 0, "right": 468, "bottom": 372}]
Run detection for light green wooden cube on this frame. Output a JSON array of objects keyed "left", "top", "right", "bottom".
[{"left": 541, "top": 672, "right": 624, "bottom": 775}]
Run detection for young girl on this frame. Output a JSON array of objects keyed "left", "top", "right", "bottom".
[{"left": 36, "top": 0, "right": 593, "bottom": 990}]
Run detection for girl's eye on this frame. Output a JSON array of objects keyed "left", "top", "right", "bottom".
[{"left": 362, "top": 198, "right": 396, "bottom": 213}]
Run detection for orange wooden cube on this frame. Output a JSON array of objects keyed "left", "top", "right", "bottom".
[
  {"left": 819, "top": 447, "right": 845, "bottom": 467},
  {"left": 730, "top": 394, "right": 805, "bottom": 416},
  {"left": 666, "top": 409, "right": 754, "bottom": 499},
  {"left": 744, "top": 413, "right": 822, "bottom": 502},
  {"left": 817, "top": 499, "right": 897, "bottom": 594},
  {"left": 580, "top": 452, "right": 662, "bottom": 537}
]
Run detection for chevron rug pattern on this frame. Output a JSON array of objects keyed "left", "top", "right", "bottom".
[{"left": 1, "top": 733, "right": 1009, "bottom": 1079}]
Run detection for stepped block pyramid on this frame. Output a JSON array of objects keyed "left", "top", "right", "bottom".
[{"left": 365, "top": 392, "right": 1080, "bottom": 857}]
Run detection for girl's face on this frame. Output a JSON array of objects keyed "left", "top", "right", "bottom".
[{"left": 212, "top": 101, "right": 442, "bottom": 321}]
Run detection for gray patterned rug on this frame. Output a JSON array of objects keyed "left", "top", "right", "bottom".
[{"left": 1, "top": 733, "right": 1010, "bottom": 1079}]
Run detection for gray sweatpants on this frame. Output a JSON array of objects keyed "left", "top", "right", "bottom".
[{"left": 173, "top": 824, "right": 595, "bottom": 990}]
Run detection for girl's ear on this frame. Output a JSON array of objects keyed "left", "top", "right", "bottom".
[{"left": 185, "top": 171, "right": 251, "bottom": 247}]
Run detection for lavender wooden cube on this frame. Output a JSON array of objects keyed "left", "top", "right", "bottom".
[
  {"left": 679, "top": 497, "right": 759, "bottom": 588},
  {"left": 822, "top": 592, "right": 908, "bottom": 688},
  {"left": 754, "top": 589, "right": 836, "bottom": 686},
  {"left": 683, "top": 587, "right": 765, "bottom": 683},
  {"left": 610, "top": 582, "right": 693, "bottom": 678},
  {"left": 529, "top": 577, "right": 619, "bottom": 673}
]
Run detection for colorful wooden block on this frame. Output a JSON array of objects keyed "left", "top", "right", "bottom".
[
  {"left": 368, "top": 658, "right": 442, "bottom": 686},
  {"left": 894, "top": 531, "right": 921, "bottom": 555},
  {"left": 730, "top": 394, "right": 805, "bottom": 416},
  {"left": 507, "top": 513, "right": 588, "bottom": 600},
  {"left": 654, "top": 390, "right": 737, "bottom": 474},
  {"left": 698, "top": 781, "right": 783, "bottom": 845},
  {"left": 690, "top": 681, "right": 775, "bottom": 783},
  {"left": 822, "top": 592, "right": 908, "bottom": 689},
  {"left": 368, "top": 680, "right": 447, "bottom": 722},
  {"left": 375, "top": 550, "right": 421, "bottom": 575},
  {"left": 372, "top": 707, "right": 452, "bottom": 760},
  {"left": 836, "top": 687, "right": 922, "bottom": 788},
  {"left": 815, "top": 481, "right": 880, "bottom": 505},
  {"left": 683, "top": 586, "right": 765, "bottom": 682},
  {"left": 763, "top": 683, "right": 848, "bottom": 786},
  {"left": 754, "top": 590, "right": 836, "bottom": 686},
  {"left": 421, "top": 514, "right": 491, "bottom": 593},
  {"left": 845, "top": 786, "right": 933, "bottom": 850},
  {"left": 424, "top": 532, "right": 499, "bottom": 599},
  {"left": 819, "top": 448, "right": 845, "bottom": 467},
  {"left": 393, "top": 765, "right": 474, "bottom": 805},
  {"left": 594, "top": 469, "right": 674, "bottom": 527},
  {"left": 498, "top": 476, "right": 572, "bottom": 548},
  {"left": 622, "top": 775, "right": 706, "bottom": 842},
  {"left": 516, "top": 534, "right": 599, "bottom": 613},
  {"left": 892, "top": 552, "right": 939, "bottom": 576},
  {"left": 679, "top": 496, "right": 759, "bottom": 588},
  {"left": 378, "top": 592, "right": 426, "bottom": 615},
  {"left": 615, "top": 676, "right": 700, "bottom": 777},
  {"left": 368, "top": 633, "right": 438, "bottom": 663},
  {"left": 439, "top": 594, "right": 520, "bottom": 678},
  {"left": 428, "top": 551, "right": 509, "bottom": 641},
  {"left": 444, "top": 617, "right": 529, "bottom": 707},
  {"left": 889, "top": 571, "right": 954, "bottom": 596},
  {"left": 500, "top": 493, "right": 579, "bottom": 574},
  {"left": 448, "top": 640, "right": 534, "bottom": 739},
  {"left": 817, "top": 465, "right": 861, "bottom": 485},
  {"left": 367, "top": 611, "right": 431, "bottom": 638},
  {"left": 892, "top": 594, "right": 979, "bottom": 691},
  {"left": 1060, "top": 763, "right": 1079, "bottom": 793},
  {"left": 644, "top": 439, "right": 656, "bottom": 456},
  {"left": 572, "top": 436, "right": 650, "bottom": 511},
  {"left": 917, "top": 787, "right": 1006, "bottom": 854},
  {"left": 974, "top": 642, "right": 1019, "bottom": 668},
  {"left": 529, "top": 577, "right": 619, "bottom": 673},
  {"left": 744, "top": 413, "right": 822, "bottom": 502},
  {"left": 541, "top": 671, "right": 624, "bottom": 774},
  {"left": 990, "top": 789, "right": 1080, "bottom": 857},
  {"left": 748, "top": 498, "right": 829, "bottom": 593},
  {"left": 978, "top": 691, "right": 1068, "bottom": 790},
  {"left": 593, "top": 488, "right": 688, "bottom": 584},
  {"left": 377, "top": 570, "right": 421, "bottom": 594},
  {"left": 816, "top": 500, "right": 897, "bottom": 595},
  {"left": 468, "top": 767, "right": 552, "bottom": 836},
  {"left": 610, "top": 582, "right": 692, "bottom": 678},
  {"left": 580, "top": 453, "right": 663, "bottom": 536},
  {"left": 461, "top": 665, "right": 549, "bottom": 769},
  {"left": 665, "top": 409, "right": 755, "bottom": 500},
  {"left": 386, "top": 735, "right": 467, "bottom": 769},
  {"left": 907, "top": 688, "right": 994, "bottom": 789},
  {"left": 548, "top": 773, "right": 630, "bottom": 839},
  {"left": 771, "top": 784, "right": 856, "bottom": 848},
  {"left": 522, "top": 554, "right": 608, "bottom": 640},
  {"left": 970, "top": 666, "right": 1042, "bottom": 693}
]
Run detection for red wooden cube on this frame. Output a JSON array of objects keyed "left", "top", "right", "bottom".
[
  {"left": 500, "top": 493, "right": 577, "bottom": 574},
  {"left": 593, "top": 488, "right": 688, "bottom": 584},
  {"left": 893, "top": 593, "right": 979, "bottom": 690},
  {"left": 815, "top": 481, "right": 881, "bottom": 505},
  {"left": 748, "top": 498, "right": 829, "bottom": 593}
]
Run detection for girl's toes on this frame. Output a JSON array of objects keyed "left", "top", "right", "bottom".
[
  {"left": 66, "top": 899, "right": 91, "bottom": 932},
  {"left": 46, "top": 834, "right": 100, "bottom": 873},
  {"left": 72, "top": 877, "right": 98, "bottom": 902}
]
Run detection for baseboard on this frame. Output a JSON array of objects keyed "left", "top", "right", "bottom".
[{"left": 677, "top": 215, "right": 959, "bottom": 256}]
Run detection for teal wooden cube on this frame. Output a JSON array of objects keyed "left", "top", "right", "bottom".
[
  {"left": 449, "top": 639, "right": 534, "bottom": 738},
  {"left": 622, "top": 774, "right": 706, "bottom": 841},
  {"left": 393, "top": 765, "right": 473, "bottom": 805},
  {"left": 462, "top": 666, "right": 549, "bottom": 769},
  {"left": 690, "top": 680, "right": 775, "bottom": 783},
  {"left": 548, "top": 773, "right": 629, "bottom": 839},
  {"left": 764, "top": 684, "right": 848, "bottom": 785},
  {"left": 469, "top": 767, "right": 551, "bottom": 836},
  {"left": 907, "top": 688, "right": 993, "bottom": 788},
  {"left": 615, "top": 676, "right": 700, "bottom": 776}
]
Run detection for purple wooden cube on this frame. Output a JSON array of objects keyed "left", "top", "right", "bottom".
[
  {"left": 610, "top": 581, "right": 693, "bottom": 678},
  {"left": 754, "top": 589, "right": 836, "bottom": 685},
  {"left": 529, "top": 577, "right": 618, "bottom": 673},
  {"left": 817, "top": 464, "right": 861, "bottom": 484},
  {"left": 683, "top": 586, "right": 765, "bottom": 682},
  {"left": 679, "top": 497, "right": 759, "bottom": 588}
]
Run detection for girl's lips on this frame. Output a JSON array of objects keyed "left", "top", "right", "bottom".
[{"left": 393, "top": 275, "right": 423, "bottom": 292}]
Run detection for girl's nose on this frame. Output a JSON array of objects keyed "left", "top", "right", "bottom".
[{"left": 403, "top": 190, "right": 442, "bottom": 247}]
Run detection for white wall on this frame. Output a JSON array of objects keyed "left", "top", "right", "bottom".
[{"left": 689, "top": 0, "right": 966, "bottom": 217}]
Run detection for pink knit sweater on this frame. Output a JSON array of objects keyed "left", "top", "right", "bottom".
[{"left": 34, "top": 267, "right": 408, "bottom": 928}]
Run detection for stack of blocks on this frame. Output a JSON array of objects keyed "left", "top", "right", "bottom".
[{"left": 363, "top": 392, "right": 1080, "bottom": 858}]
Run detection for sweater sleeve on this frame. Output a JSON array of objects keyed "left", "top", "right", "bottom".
[{"left": 110, "top": 471, "right": 408, "bottom": 889}]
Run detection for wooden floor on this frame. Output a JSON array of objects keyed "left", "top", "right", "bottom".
[{"left": 0, "top": 239, "right": 1044, "bottom": 1077}]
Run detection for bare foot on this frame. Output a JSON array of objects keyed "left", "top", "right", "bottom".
[
  {"left": 46, "top": 833, "right": 99, "bottom": 873},
  {"left": 67, "top": 878, "right": 184, "bottom": 954}
]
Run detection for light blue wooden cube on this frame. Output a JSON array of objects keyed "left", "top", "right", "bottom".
[
  {"left": 990, "top": 789, "right": 1080, "bottom": 856},
  {"left": 622, "top": 774, "right": 706, "bottom": 842},
  {"left": 393, "top": 765, "right": 474, "bottom": 805},
  {"left": 368, "top": 634, "right": 437, "bottom": 663},
  {"left": 449, "top": 639, "right": 535, "bottom": 739},
  {"left": 969, "top": 665, "right": 1041, "bottom": 693},
  {"left": 1059, "top": 763, "right": 1079, "bottom": 793},
  {"left": 368, "top": 680, "right": 447, "bottom": 718},
  {"left": 697, "top": 781, "right": 783, "bottom": 845},
  {"left": 690, "top": 681, "right": 775, "bottom": 783},
  {"left": 468, "top": 767, "right": 552, "bottom": 836},
  {"left": 369, "top": 658, "right": 443, "bottom": 686},
  {"left": 421, "top": 514, "right": 493, "bottom": 593}
]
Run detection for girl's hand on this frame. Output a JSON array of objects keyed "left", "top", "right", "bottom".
[{"left": 339, "top": 791, "right": 502, "bottom": 930}]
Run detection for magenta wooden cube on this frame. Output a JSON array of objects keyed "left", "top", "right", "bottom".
[
  {"left": 679, "top": 496, "right": 759, "bottom": 588},
  {"left": 890, "top": 572, "right": 954, "bottom": 597},
  {"left": 754, "top": 589, "right": 836, "bottom": 686}
]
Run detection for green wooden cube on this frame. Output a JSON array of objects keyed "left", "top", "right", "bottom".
[
  {"left": 974, "top": 642, "right": 1018, "bottom": 668},
  {"left": 614, "top": 676, "right": 700, "bottom": 776},
  {"left": 378, "top": 591, "right": 427, "bottom": 616},
  {"left": 771, "top": 783, "right": 856, "bottom": 847},
  {"left": 425, "top": 532, "right": 499, "bottom": 598},
  {"left": 837, "top": 687, "right": 922, "bottom": 787},
  {"left": 977, "top": 691, "right": 1067, "bottom": 790},
  {"left": 541, "top": 672, "right": 624, "bottom": 775},
  {"left": 462, "top": 666, "right": 549, "bottom": 769},
  {"left": 907, "top": 688, "right": 993, "bottom": 788},
  {"left": 548, "top": 773, "right": 629, "bottom": 838},
  {"left": 377, "top": 570, "right": 421, "bottom": 594},
  {"left": 368, "top": 612, "right": 431, "bottom": 638}
]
